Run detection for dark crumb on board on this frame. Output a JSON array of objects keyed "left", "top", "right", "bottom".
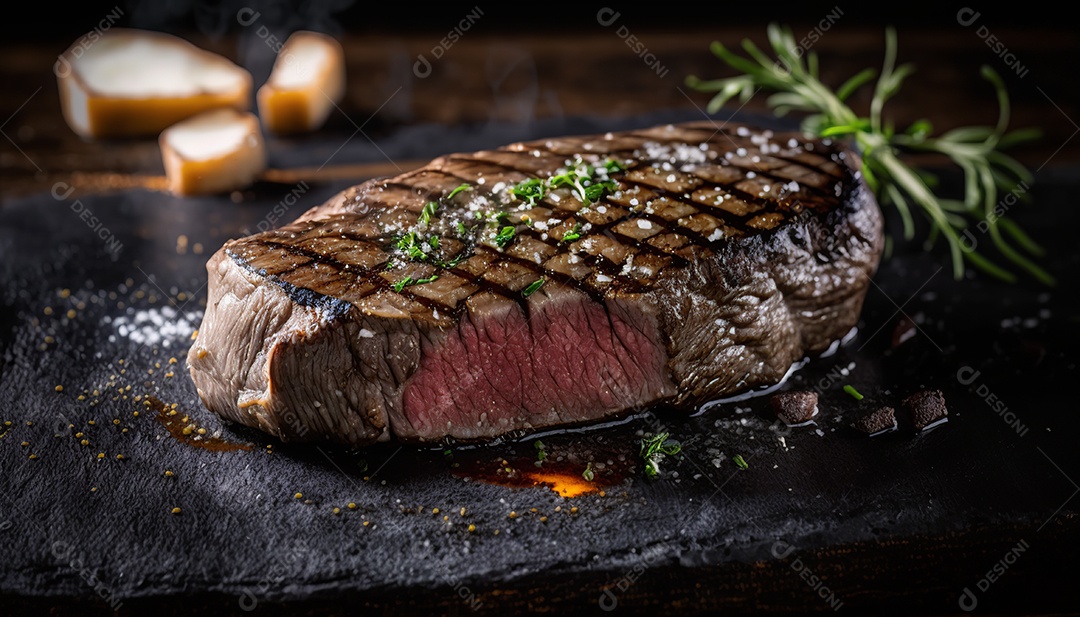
[
  {"left": 852, "top": 406, "right": 897, "bottom": 435},
  {"left": 903, "top": 389, "right": 949, "bottom": 431},
  {"left": 891, "top": 316, "right": 917, "bottom": 348},
  {"left": 770, "top": 391, "right": 818, "bottom": 425}
]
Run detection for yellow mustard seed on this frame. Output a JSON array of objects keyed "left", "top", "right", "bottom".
[
  {"left": 171, "top": 507, "right": 181, "bottom": 515},
  {"left": 294, "top": 492, "right": 303, "bottom": 499},
  {"left": 96, "top": 453, "right": 104, "bottom": 459},
  {"left": 347, "top": 503, "right": 357, "bottom": 510},
  {"left": 468, "top": 524, "right": 476, "bottom": 533}
]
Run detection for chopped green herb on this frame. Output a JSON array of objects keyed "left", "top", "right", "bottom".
[
  {"left": 641, "top": 432, "right": 683, "bottom": 478},
  {"left": 843, "top": 385, "right": 865, "bottom": 401},
  {"left": 396, "top": 232, "right": 428, "bottom": 262},
  {"left": 391, "top": 274, "right": 439, "bottom": 293},
  {"left": 495, "top": 225, "right": 516, "bottom": 248},
  {"left": 560, "top": 222, "right": 583, "bottom": 244},
  {"left": 418, "top": 201, "right": 438, "bottom": 227},
  {"left": 512, "top": 178, "right": 545, "bottom": 206},
  {"left": 733, "top": 454, "right": 748, "bottom": 470},
  {"left": 456, "top": 221, "right": 468, "bottom": 236},
  {"left": 440, "top": 251, "right": 467, "bottom": 269},
  {"left": 428, "top": 235, "right": 439, "bottom": 249},
  {"left": 582, "top": 462, "right": 595, "bottom": 482},
  {"left": 583, "top": 180, "right": 617, "bottom": 203},
  {"left": 522, "top": 278, "right": 545, "bottom": 297},
  {"left": 391, "top": 277, "right": 414, "bottom": 293},
  {"left": 603, "top": 159, "right": 626, "bottom": 173},
  {"left": 447, "top": 183, "right": 472, "bottom": 200},
  {"left": 534, "top": 440, "right": 547, "bottom": 464}
]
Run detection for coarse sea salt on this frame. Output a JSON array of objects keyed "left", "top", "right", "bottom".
[{"left": 109, "top": 305, "right": 201, "bottom": 349}]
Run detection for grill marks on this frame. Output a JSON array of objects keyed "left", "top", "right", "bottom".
[{"left": 226, "top": 123, "right": 848, "bottom": 319}]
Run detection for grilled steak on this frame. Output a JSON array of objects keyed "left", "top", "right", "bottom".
[{"left": 187, "top": 122, "right": 883, "bottom": 446}]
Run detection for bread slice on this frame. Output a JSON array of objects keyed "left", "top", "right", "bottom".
[
  {"left": 159, "top": 109, "right": 266, "bottom": 195},
  {"left": 257, "top": 31, "right": 345, "bottom": 134},
  {"left": 56, "top": 29, "right": 251, "bottom": 139}
]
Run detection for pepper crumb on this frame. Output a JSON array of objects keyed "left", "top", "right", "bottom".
[
  {"left": 20, "top": 441, "right": 28, "bottom": 447},
  {"left": 80, "top": 439, "right": 89, "bottom": 446},
  {"left": 28, "top": 454, "right": 38, "bottom": 460},
  {"left": 570, "top": 507, "right": 579, "bottom": 514},
  {"left": 165, "top": 470, "right": 174, "bottom": 477},
  {"left": 540, "top": 516, "right": 548, "bottom": 523}
]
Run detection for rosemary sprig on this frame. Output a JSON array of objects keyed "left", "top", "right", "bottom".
[{"left": 686, "top": 25, "right": 1052, "bottom": 285}]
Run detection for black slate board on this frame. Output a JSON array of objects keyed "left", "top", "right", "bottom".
[{"left": 1, "top": 113, "right": 1079, "bottom": 615}]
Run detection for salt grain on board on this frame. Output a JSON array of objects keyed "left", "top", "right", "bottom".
[{"left": 109, "top": 306, "right": 201, "bottom": 349}]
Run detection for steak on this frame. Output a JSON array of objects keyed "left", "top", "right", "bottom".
[{"left": 187, "top": 122, "right": 883, "bottom": 446}]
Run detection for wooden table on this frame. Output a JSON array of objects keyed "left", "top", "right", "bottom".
[{"left": 2, "top": 24, "right": 1078, "bottom": 198}]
